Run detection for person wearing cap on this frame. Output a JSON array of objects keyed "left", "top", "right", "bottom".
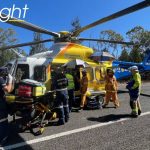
[
  {"left": 103, "top": 69, "right": 119, "bottom": 108},
  {"left": 126, "top": 66, "right": 142, "bottom": 117},
  {"left": 0, "top": 67, "right": 13, "bottom": 145},
  {"left": 80, "top": 69, "right": 88, "bottom": 110}
]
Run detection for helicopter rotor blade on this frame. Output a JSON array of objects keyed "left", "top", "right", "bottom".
[
  {"left": 78, "top": 38, "right": 134, "bottom": 45},
  {"left": 73, "top": 0, "right": 150, "bottom": 36},
  {"left": 1, "top": 13, "right": 60, "bottom": 37},
  {"left": 0, "top": 39, "right": 54, "bottom": 50}
]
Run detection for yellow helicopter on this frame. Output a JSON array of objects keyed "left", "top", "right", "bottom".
[
  {"left": 1, "top": 1, "right": 148, "bottom": 99},
  {"left": 0, "top": 0, "right": 149, "bottom": 134}
]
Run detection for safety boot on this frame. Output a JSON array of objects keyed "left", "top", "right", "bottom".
[
  {"left": 57, "top": 119, "right": 65, "bottom": 125},
  {"left": 102, "top": 104, "right": 108, "bottom": 108},
  {"left": 65, "top": 118, "right": 69, "bottom": 123},
  {"left": 131, "top": 110, "right": 138, "bottom": 118},
  {"left": 138, "top": 109, "right": 142, "bottom": 115}
]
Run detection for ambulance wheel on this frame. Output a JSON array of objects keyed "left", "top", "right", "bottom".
[{"left": 97, "top": 96, "right": 104, "bottom": 105}]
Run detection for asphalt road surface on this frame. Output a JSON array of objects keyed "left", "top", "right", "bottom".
[{"left": 1, "top": 83, "right": 150, "bottom": 150}]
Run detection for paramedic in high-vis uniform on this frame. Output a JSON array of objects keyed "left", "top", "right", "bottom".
[
  {"left": 65, "top": 71, "right": 75, "bottom": 112},
  {"left": 126, "top": 66, "right": 142, "bottom": 117},
  {"left": 53, "top": 68, "right": 69, "bottom": 125},
  {"left": 0, "top": 67, "right": 13, "bottom": 145}
]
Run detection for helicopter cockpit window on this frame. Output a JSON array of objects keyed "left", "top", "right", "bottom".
[
  {"left": 34, "top": 65, "right": 46, "bottom": 82},
  {"left": 15, "top": 64, "right": 29, "bottom": 83}
]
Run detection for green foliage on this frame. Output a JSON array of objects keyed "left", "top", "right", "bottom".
[
  {"left": 118, "top": 49, "right": 129, "bottom": 61},
  {"left": 70, "top": 17, "right": 81, "bottom": 33},
  {"left": 29, "top": 32, "right": 49, "bottom": 55},
  {"left": 99, "top": 30, "right": 124, "bottom": 58},
  {"left": 126, "top": 26, "right": 150, "bottom": 50},
  {"left": 129, "top": 46, "right": 142, "bottom": 63},
  {"left": 97, "top": 26, "right": 150, "bottom": 62},
  {"left": 125, "top": 26, "right": 150, "bottom": 62},
  {"left": 70, "top": 17, "right": 82, "bottom": 44},
  {"left": 0, "top": 28, "right": 18, "bottom": 66},
  {"left": 126, "top": 26, "right": 144, "bottom": 42}
]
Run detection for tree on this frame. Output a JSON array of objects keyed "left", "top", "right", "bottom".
[
  {"left": 70, "top": 17, "right": 81, "bottom": 33},
  {"left": 0, "top": 28, "right": 18, "bottom": 66},
  {"left": 118, "top": 49, "right": 129, "bottom": 61},
  {"left": 99, "top": 30, "right": 124, "bottom": 58},
  {"left": 70, "top": 17, "right": 81, "bottom": 44},
  {"left": 126, "top": 26, "right": 150, "bottom": 62},
  {"left": 126, "top": 26, "right": 150, "bottom": 51},
  {"left": 129, "top": 46, "right": 142, "bottom": 63},
  {"left": 29, "top": 32, "right": 48, "bottom": 55}
]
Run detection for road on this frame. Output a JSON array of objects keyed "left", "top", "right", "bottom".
[{"left": 1, "top": 83, "right": 150, "bottom": 150}]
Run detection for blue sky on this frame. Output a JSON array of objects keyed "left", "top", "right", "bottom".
[{"left": 0, "top": 0, "right": 150, "bottom": 54}]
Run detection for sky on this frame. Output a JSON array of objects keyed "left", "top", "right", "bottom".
[{"left": 0, "top": 0, "right": 150, "bottom": 54}]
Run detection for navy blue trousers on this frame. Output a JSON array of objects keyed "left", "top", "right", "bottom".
[{"left": 55, "top": 90, "right": 69, "bottom": 123}]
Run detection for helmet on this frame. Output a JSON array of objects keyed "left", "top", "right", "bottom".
[
  {"left": 107, "top": 69, "right": 114, "bottom": 74},
  {"left": 51, "top": 112, "right": 57, "bottom": 120},
  {"left": 128, "top": 66, "right": 138, "bottom": 71},
  {"left": 86, "top": 91, "right": 91, "bottom": 97}
]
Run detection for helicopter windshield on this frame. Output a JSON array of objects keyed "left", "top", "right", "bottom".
[
  {"left": 34, "top": 65, "right": 46, "bottom": 82},
  {"left": 15, "top": 64, "right": 29, "bottom": 83}
]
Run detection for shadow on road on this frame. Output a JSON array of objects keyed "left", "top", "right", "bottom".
[
  {"left": 87, "top": 114, "right": 131, "bottom": 123},
  {"left": 118, "top": 90, "right": 150, "bottom": 97},
  {"left": 0, "top": 119, "right": 34, "bottom": 150}
]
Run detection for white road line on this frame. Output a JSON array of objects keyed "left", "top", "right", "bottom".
[{"left": 3, "top": 111, "right": 150, "bottom": 150}]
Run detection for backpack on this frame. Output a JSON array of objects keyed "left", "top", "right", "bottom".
[{"left": 86, "top": 95, "right": 104, "bottom": 109}]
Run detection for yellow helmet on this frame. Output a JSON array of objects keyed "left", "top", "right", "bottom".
[
  {"left": 51, "top": 112, "right": 57, "bottom": 120},
  {"left": 86, "top": 91, "right": 91, "bottom": 97}
]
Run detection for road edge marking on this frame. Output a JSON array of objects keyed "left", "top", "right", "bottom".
[{"left": 3, "top": 111, "right": 150, "bottom": 150}]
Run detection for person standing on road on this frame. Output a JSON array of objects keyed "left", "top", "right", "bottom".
[
  {"left": 53, "top": 67, "right": 69, "bottom": 125},
  {"left": 126, "top": 66, "right": 142, "bottom": 117},
  {"left": 73, "top": 66, "right": 80, "bottom": 91},
  {"left": 103, "top": 69, "right": 119, "bottom": 108},
  {"left": 80, "top": 69, "right": 88, "bottom": 110},
  {"left": 0, "top": 67, "right": 13, "bottom": 145},
  {"left": 65, "top": 69, "right": 75, "bottom": 112}
]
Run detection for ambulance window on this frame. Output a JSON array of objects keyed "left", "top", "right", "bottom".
[
  {"left": 15, "top": 64, "right": 29, "bottom": 83},
  {"left": 34, "top": 66, "right": 46, "bottom": 82},
  {"left": 86, "top": 67, "right": 94, "bottom": 81}
]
